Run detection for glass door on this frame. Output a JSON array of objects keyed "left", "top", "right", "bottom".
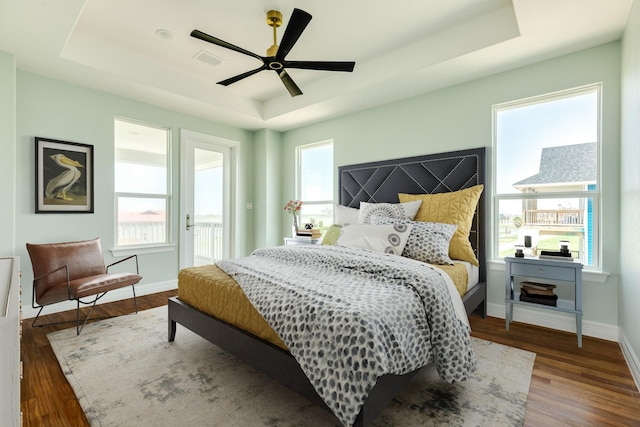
[{"left": 180, "top": 130, "right": 236, "bottom": 268}]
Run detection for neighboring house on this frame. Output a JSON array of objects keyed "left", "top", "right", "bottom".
[
  {"left": 513, "top": 142, "right": 597, "bottom": 192},
  {"left": 512, "top": 142, "right": 596, "bottom": 261}
]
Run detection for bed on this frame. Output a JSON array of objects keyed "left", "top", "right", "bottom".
[{"left": 168, "top": 147, "right": 486, "bottom": 426}]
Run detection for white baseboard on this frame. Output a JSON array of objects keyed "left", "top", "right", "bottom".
[
  {"left": 22, "top": 280, "right": 177, "bottom": 320},
  {"left": 619, "top": 331, "right": 640, "bottom": 392},
  {"left": 486, "top": 302, "right": 619, "bottom": 342}
]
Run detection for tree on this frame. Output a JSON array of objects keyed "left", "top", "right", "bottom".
[{"left": 513, "top": 216, "right": 522, "bottom": 229}]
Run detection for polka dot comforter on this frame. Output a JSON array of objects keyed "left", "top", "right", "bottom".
[{"left": 217, "top": 244, "right": 477, "bottom": 426}]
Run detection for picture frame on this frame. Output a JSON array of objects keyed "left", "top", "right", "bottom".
[{"left": 35, "top": 137, "right": 94, "bottom": 213}]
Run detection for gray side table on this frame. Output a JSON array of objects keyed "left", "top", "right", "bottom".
[{"left": 505, "top": 256, "right": 583, "bottom": 347}]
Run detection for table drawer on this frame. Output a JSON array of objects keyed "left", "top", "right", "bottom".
[{"left": 510, "top": 262, "right": 576, "bottom": 281}]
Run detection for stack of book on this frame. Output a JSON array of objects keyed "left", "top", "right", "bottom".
[
  {"left": 538, "top": 250, "right": 574, "bottom": 261},
  {"left": 295, "top": 228, "right": 322, "bottom": 241},
  {"left": 519, "top": 281, "right": 558, "bottom": 306}
]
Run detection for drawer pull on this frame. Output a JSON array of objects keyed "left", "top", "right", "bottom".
[{"left": 538, "top": 268, "right": 544, "bottom": 273}]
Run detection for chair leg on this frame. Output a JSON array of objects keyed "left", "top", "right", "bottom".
[
  {"left": 31, "top": 306, "right": 45, "bottom": 328},
  {"left": 132, "top": 284, "right": 138, "bottom": 314},
  {"left": 32, "top": 305, "right": 82, "bottom": 329},
  {"left": 77, "top": 294, "right": 101, "bottom": 335},
  {"left": 33, "top": 288, "right": 139, "bottom": 335}
]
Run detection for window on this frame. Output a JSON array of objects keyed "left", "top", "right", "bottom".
[
  {"left": 494, "top": 85, "right": 600, "bottom": 267},
  {"left": 296, "top": 141, "right": 333, "bottom": 232},
  {"left": 114, "top": 118, "right": 171, "bottom": 246}
]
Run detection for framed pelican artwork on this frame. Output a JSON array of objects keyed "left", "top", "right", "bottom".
[{"left": 35, "top": 137, "right": 94, "bottom": 213}]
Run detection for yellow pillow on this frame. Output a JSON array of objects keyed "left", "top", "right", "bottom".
[{"left": 399, "top": 184, "right": 483, "bottom": 266}]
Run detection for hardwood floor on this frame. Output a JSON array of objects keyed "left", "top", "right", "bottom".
[
  {"left": 469, "top": 316, "right": 640, "bottom": 426},
  {"left": 20, "top": 292, "right": 640, "bottom": 426}
]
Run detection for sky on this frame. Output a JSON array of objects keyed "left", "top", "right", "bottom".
[
  {"left": 300, "top": 143, "right": 333, "bottom": 201},
  {"left": 195, "top": 167, "right": 223, "bottom": 216}
]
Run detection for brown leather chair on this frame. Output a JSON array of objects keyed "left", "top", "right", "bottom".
[{"left": 26, "top": 238, "right": 142, "bottom": 334}]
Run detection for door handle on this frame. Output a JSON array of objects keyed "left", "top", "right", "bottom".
[{"left": 186, "top": 214, "right": 197, "bottom": 231}]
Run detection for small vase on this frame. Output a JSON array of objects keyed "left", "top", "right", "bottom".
[{"left": 292, "top": 216, "right": 299, "bottom": 237}]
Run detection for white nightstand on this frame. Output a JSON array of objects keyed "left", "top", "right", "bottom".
[
  {"left": 505, "top": 256, "right": 583, "bottom": 347},
  {"left": 284, "top": 237, "right": 321, "bottom": 246}
]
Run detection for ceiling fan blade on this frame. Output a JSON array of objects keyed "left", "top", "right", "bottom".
[
  {"left": 277, "top": 69, "right": 302, "bottom": 97},
  {"left": 275, "top": 8, "right": 312, "bottom": 60},
  {"left": 284, "top": 60, "right": 355, "bottom": 72},
  {"left": 191, "top": 29, "right": 265, "bottom": 62},
  {"left": 217, "top": 65, "right": 267, "bottom": 86}
]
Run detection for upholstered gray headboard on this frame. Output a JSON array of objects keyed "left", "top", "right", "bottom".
[{"left": 338, "top": 147, "right": 486, "bottom": 278}]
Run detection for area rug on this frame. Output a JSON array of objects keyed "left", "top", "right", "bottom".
[{"left": 48, "top": 307, "right": 535, "bottom": 426}]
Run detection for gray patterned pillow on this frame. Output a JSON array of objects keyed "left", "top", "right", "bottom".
[
  {"left": 358, "top": 200, "right": 422, "bottom": 224},
  {"left": 336, "top": 223, "right": 412, "bottom": 256},
  {"left": 371, "top": 216, "right": 457, "bottom": 265}
]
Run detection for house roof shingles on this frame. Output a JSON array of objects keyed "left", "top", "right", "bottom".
[{"left": 513, "top": 142, "right": 596, "bottom": 187}]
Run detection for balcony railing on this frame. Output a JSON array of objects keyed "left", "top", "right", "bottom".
[
  {"left": 118, "top": 220, "right": 223, "bottom": 265},
  {"left": 522, "top": 209, "right": 584, "bottom": 227},
  {"left": 193, "top": 221, "right": 223, "bottom": 266},
  {"left": 118, "top": 222, "right": 166, "bottom": 246}
]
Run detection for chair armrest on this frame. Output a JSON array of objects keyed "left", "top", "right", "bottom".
[
  {"left": 33, "top": 264, "right": 69, "bottom": 283},
  {"left": 32, "top": 264, "right": 71, "bottom": 308},
  {"left": 106, "top": 254, "right": 139, "bottom": 274}
]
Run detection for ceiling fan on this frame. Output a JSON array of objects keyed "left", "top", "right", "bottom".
[{"left": 191, "top": 8, "right": 356, "bottom": 97}]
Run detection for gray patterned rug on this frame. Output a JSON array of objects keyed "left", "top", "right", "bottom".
[{"left": 48, "top": 306, "right": 535, "bottom": 426}]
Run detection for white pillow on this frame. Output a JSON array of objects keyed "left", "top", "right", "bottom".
[
  {"left": 358, "top": 200, "right": 422, "bottom": 224},
  {"left": 334, "top": 204, "right": 360, "bottom": 226},
  {"left": 337, "top": 223, "right": 412, "bottom": 256},
  {"left": 371, "top": 216, "right": 457, "bottom": 265}
]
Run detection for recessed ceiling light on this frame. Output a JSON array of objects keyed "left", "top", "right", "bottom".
[{"left": 155, "top": 29, "right": 175, "bottom": 40}]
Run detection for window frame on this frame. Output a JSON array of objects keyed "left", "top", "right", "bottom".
[
  {"left": 295, "top": 140, "right": 334, "bottom": 230},
  {"left": 114, "top": 117, "right": 172, "bottom": 250},
  {"left": 492, "top": 84, "right": 602, "bottom": 269}
]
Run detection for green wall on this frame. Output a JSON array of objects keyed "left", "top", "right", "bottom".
[
  {"left": 13, "top": 70, "right": 255, "bottom": 315},
  {"left": 253, "top": 129, "right": 282, "bottom": 249},
  {"left": 620, "top": 0, "right": 640, "bottom": 380},
  {"left": 283, "top": 42, "right": 622, "bottom": 328}
]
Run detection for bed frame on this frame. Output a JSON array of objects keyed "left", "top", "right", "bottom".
[{"left": 168, "top": 147, "right": 486, "bottom": 426}]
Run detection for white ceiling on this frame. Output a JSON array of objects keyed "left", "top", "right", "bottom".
[{"left": 0, "top": 0, "right": 633, "bottom": 131}]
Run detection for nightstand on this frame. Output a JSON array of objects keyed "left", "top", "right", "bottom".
[
  {"left": 505, "top": 256, "right": 583, "bottom": 347},
  {"left": 283, "top": 237, "right": 321, "bottom": 246}
]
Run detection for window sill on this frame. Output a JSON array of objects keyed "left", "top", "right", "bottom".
[
  {"left": 110, "top": 244, "right": 176, "bottom": 258},
  {"left": 488, "top": 259, "right": 610, "bottom": 284}
]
